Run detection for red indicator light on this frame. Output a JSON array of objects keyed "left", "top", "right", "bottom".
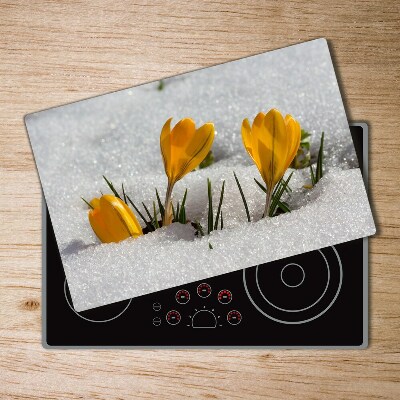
[{"left": 218, "top": 289, "right": 232, "bottom": 304}]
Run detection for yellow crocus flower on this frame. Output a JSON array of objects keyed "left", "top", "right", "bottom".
[
  {"left": 88, "top": 195, "right": 143, "bottom": 243},
  {"left": 241, "top": 108, "right": 301, "bottom": 217},
  {"left": 160, "top": 117, "right": 215, "bottom": 225}
]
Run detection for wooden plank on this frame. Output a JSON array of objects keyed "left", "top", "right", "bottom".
[{"left": 0, "top": 1, "right": 399, "bottom": 398}]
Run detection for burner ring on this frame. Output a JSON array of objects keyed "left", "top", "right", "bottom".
[
  {"left": 255, "top": 250, "right": 330, "bottom": 313},
  {"left": 64, "top": 279, "right": 132, "bottom": 323},
  {"left": 243, "top": 246, "right": 343, "bottom": 324},
  {"left": 280, "top": 263, "right": 305, "bottom": 288}
]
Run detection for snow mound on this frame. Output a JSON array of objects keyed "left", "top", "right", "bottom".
[{"left": 62, "top": 167, "right": 374, "bottom": 311}]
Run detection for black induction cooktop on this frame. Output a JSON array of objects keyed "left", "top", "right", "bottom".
[{"left": 43, "top": 123, "right": 369, "bottom": 348}]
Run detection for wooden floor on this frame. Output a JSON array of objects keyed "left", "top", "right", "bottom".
[{"left": 0, "top": 1, "right": 399, "bottom": 399}]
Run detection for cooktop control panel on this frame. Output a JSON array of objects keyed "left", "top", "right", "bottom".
[{"left": 152, "top": 283, "right": 242, "bottom": 328}]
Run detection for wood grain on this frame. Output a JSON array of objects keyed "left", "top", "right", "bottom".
[{"left": 0, "top": 1, "right": 399, "bottom": 398}]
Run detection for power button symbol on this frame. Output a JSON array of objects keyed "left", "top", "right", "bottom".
[
  {"left": 153, "top": 302, "right": 161, "bottom": 311},
  {"left": 153, "top": 317, "right": 161, "bottom": 326}
]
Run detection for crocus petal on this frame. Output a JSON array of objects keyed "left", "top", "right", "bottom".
[
  {"left": 261, "top": 108, "right": 287, "bottom": 188},
  {"left": 90, "top": 198, "right": 100, "bottom": 209},
  {"left": 250, "top": 112, "right": 266, "bottom": 171},
  {"left": 100, "top": 195, "right": 142, "bottom": 241},
  {"left": 168, "top": 118, "right": 196, "bottom": 183},
  {"left": 120, "top": 200, "right": 143, "bottom": 239},
  {"left": 241, "top": 118, "right": 254, "bottom": 160},
  {"left": 251, "top": 112, "right": 266, "bottom": 138},
  {"left": 284, "top": 115, "right": 301, "bottom": 171},
  {"left": 242, "top": 113, "right": 270, "bottom": 184},
  {"left": 170, "top": 118, "right": 196, "bottom": 148},
  {"left": 160, "top": 117, "right": 173, "bottom": 179},
  {"left": 89, "top": 207, "right": 116, "bottom": 243},
  {"left": 177, "top": 122, "right": 215, "bottom": 180}
]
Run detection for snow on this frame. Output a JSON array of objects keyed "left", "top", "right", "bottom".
[{"left": 25, "top": 39, "right": 375, "bottom": 311}]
